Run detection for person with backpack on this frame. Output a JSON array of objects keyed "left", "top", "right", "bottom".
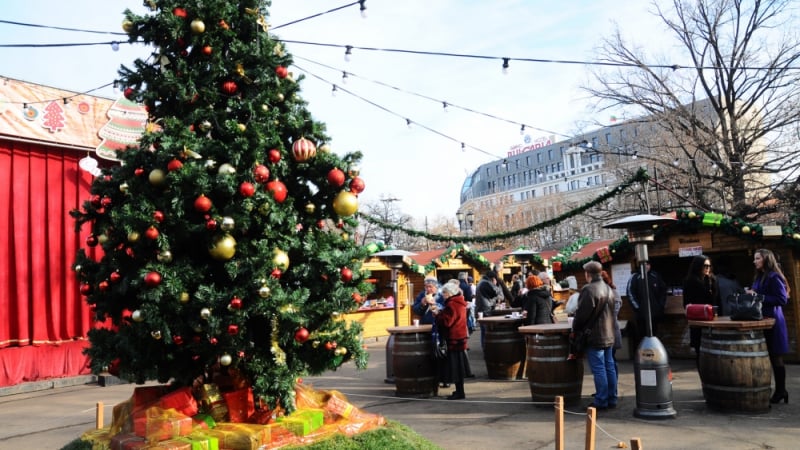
[{"left": 626, "top": 259, "right": 667, "bottom": 345}]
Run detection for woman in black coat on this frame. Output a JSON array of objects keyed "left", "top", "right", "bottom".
[
  {"left": 521, "top": 275, "right": 553, "bottom": 326},
  {"left": 682, "top": 255, "right": 720, "bottom": 366}
]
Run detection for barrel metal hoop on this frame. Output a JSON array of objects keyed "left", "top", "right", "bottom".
[{"left": 699, "top": 347, "right": 769, "bottom": 357}]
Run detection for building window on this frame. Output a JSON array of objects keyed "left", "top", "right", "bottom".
[{"left": 548, "top": 149, "right": 553, "bottom": 159}]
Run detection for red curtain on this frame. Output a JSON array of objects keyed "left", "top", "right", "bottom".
[{"left": 0, "top": 140, "right": 95, "bottom": 349}]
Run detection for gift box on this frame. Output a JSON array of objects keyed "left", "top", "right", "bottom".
[
  {"left": 161, "top": 387, "right": 199, "bottom": 417},
  {"left": 324, "top": 395, "right": 355, "bottom": 420},
  {"left": 200, "top": 384, "right": 228, "bottom": 422},
  {"left": 265, "top": 424, "right": 298, "bottom": 448},
  {"left": 197, "top": 423, "right": 269, "bottom": 450},
  {"left": 191, "top": 413, "right": 216, "bottom": 430},
  {"left": 596, "top": 246, "right": 612, "bottom": 263},
  {"left": 81, "top": 427, "right": 113, "bottom": 450},
  {"left": 110, "top": 432, "right": 147, "bottom": 450},
  {"left": 133, "top": 406, "right": 193, "bottom": 442},
  {"left": 702, "top": 212, "right": 723, "bottom": 226},
  {"left": 181, "top": 432, "right": 220, "bottom": 450},
  {"left": 222, "top": 388, "right": 254, "bottom": 423},
  {"left": 147, "top": 439, "right": 192, "bottom": 449}
]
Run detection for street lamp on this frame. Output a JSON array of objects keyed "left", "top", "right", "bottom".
[
  {"left": 603, "top": 213, "right": 677, "bottom": 419},
  {"left": 373, "top": 249, "right": 416, "bottom": 383},
  {"left": 456, "top": 211, "right": 475, "bottom": 235}
]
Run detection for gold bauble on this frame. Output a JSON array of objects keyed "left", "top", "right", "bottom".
[
  {"left": 237, "top": 123, "right": 246, "bottom": 132},
  {"left": 258, "top": 286, "right": 271, "bottom": 298},
  {"left": 131, "top": 310, "right": 144, "bottom": 322},
  {"left": 190, "top": 19, "right": 206, "bottom": 34},
  {"left": 97, "top": 234, "right": 108, "bottom": 244},
  {"left": 157, "top": 250, "right": 173, "bottom": 263},
  {"left": 348, "top": 165, "right": 360, "bottom": 177},
  {"left": 304, "top": 203, "right": 315, "bottom": 214},
  {"left": 341, "top": 233, "right": 349, "bottom": 241},
  {"left": 119, "top": 182, "right": 129, "bottom": 193},
  {"left": 179, "top": 292, "right": 190, "bottom": 303},
  {"left": 148, "top": 169, "right": 166, "bottom": 186},
  {"left": 220, "top": 353, "right": 232, "bottom": 366},
  {"left": 128, "top": 231, "right": 140, "bottom": 243},
  {"left": 688, "top": 211, "right": 697, "bottom": 219},
  {"left": 151, "top": 330, "right": 162, "bottom": 340},
  {"left": 122, "top": 19, "right": 135, "bottom": 33},
  {"left": 273, "top": 249, "right": 290, "bottom": 270},
  {"left": 208, "top": 234, "right": 236, "bottom": 260},
  {"left": 332, "top": 191, "right": 358, "bottom": 217},
  {"left": 742, "top": 225, "right": 751, "bottom": 234},
  {"left": 200, "top": 307, "right": 211, "bottom": 319},
  {"left": 793, "top": 233, "right": 800, "bottom": 240},
  {"left": 199, "top": 120, "right": 212, "bottom": 132},
  {"left": 220, "top": 217, "right": 235, "bottom": 232},
  {"left": 319, "top": 143, "right": 331, "bottom": 153}
]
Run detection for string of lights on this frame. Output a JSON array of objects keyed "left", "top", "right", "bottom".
[
  {"left": 0, "top": 19, "right": 127, "bottom": 36},
  {"left": 292, "top": 63, "right": 504, "bottom": 160},
  {"left": 292, "top": 55, "right": 571, "bottom": 139}
]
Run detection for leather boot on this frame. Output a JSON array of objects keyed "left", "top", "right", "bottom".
[{"left": 771, "top": 366, "right": 788, "bottom": 404}]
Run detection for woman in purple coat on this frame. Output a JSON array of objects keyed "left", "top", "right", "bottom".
[{"left": 748, "top": 249, "right": 790, "bottom": 404}]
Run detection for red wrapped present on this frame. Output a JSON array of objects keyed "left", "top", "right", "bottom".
[
  {"left": 324, "top": 395, "right": 355, "bottom": 420},
  {"left": 110, "top": 432, "right": 147, "bottom": 450},
  {"left": 552, "top": 261, "right": 562, "bottom": 272},
  {"left": 596, "top": 246, "right": 612, "bottom": 263},
  {"left": 133, "top": 406, "right": 193, "bottom": 443},
  {"left": 161, "top": 387, "right": 199, "bottom": 417},
  {"left": 223, "top": 388, "right": 254, "bottom": 423}
]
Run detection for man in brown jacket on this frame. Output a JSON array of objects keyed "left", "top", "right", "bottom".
[{"left": 572, "top": 261, "right": 617, "bottom": 410}]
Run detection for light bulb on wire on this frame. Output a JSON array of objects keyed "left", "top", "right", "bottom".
[
  {"left": 331, "top": 85, "right": 338, "bottom": 97},
  {"left": 442, "top": 101, "right": 449, "bottom": 112},
  {"left": 359, "top": 0, "right": 367, "bottom": 18},
  {"left": 342, "top": 71, "right": 349, "bottom": 84},
  {"left": 502, "top": 58, "right": 510, "bottom": 75},
  {"left": 344, "top": 45, "right": 353, "bottom": 62}
]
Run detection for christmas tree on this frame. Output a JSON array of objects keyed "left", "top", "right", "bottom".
[{"left": 72, "top": 0, "right": 370, "bottom": 412}]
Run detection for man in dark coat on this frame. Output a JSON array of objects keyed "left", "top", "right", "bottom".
[{"left": 572, "top": 261, "right": 617, "bottom": 410}]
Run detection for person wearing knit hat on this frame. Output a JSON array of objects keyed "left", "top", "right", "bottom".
[{"left": 520, "top": 274, "right": 553, "bottom": 326}]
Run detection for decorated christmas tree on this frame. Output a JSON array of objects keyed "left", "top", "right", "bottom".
[{"left": 72, "top": 0, "right": 370, "bottom": 412}]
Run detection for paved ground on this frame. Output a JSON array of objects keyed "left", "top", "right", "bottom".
[{"left": 1, "top": 331, "right": 799, "bottom": 450}]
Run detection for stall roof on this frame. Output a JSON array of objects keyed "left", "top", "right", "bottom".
[{"left": 568, "top": 239, "right": 617, "bottom": 261}]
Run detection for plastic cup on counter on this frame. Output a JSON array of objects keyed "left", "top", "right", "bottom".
[{"left": 413, "top": 319, "right": 419, "bottom": 327}]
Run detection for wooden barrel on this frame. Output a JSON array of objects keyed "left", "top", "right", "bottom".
[
  {"left": 392, "top": 331, "right": 438, "bottom": 398},
  {"left": 698, "top": 328, "right": 771, "bottom": 412},
  {"left": 525, "top": 334, "right": 584, "bottom": 405},
  {"left": 484, "top": 321, "right": 526, "bottom": 380}
]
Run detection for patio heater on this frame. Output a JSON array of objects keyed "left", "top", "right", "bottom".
[
  {"left": 509, "top": 248, "right": 538, "bottom": 280},
  {"left": 603, "top": 214, "right": 677, "bottom": 419},
  {"left": 373, "top": 249, "right": 416, "bottom": 383}
]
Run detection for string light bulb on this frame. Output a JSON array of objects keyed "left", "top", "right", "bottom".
[
  {"left": 405, "top": 118, "right": 412, "bottom": 128},
  {"left": 442, "top": 101, "right": 449, "bottom": 112},
  {"left": 341, "top": 71, "right": 348, "bottom": 84},
  {"left": 672, "top": 158, "right": 680, "bottom": 166},
  {"left": 519, "top": 124, "right": 525, "bottom": 135},
  {"left": 502, "top": 57, "right": 510, "bottom": 75},
  {"left": 461, "top": 142, "right": 465, "bottom": 152},
  {"left": 344, "top": 45, "right": 353, "bottom": 62},
  {"left": 111, "top": 41, "right": 120, "bottom": 52},
  {"left": 359, "top": 0, "right": 367, "bottom": 18},
  {"left": 331, "top": 85, "right": 338, "bottom": 96}
]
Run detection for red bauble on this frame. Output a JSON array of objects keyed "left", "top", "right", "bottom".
[
  {"left": 202, "top": 45, "right": 212, "bottom": 56},
  {"left": 349, "top": 177, "right": 365, "bottom": 194},
  {"left": 316, "top": 220, "right": 326, "bottom": 229},
  {"left": 90, "top": 194, "right": 102, "bottom": 207},
  {"left": 266, "top": 180, "right": 288, "bottom": 203},
  {"left": 229, "top": 297, "right": 243, "bottom": 309},
  {"left": 134, "top": 167, "right": 144, "bottom": 176},
  {"left": 324, "top": 341, "right": 334, "bottom": 351},
  {"left": 172, "top": 335, "right": 184, "bottom": 345},
  {"left": 291, "top": 137, "right": 317, "bottom": 162},
  {"left": 167, "top": 159, "right": 183, "bottom": 171},
  {"left": 101, "top": 197, "right": 112, "bottom": 208},
  {"left": 327, "top": 168, "right": 346, "bottom": 187},
  {"left": 98, "top": 281, "right": 109, "bottom": 292},
  {"left": 144, "top": 271, "right": 162, "bottom": 287},
  {"left": 194, "top": 195, "right": 213, "bottom": 212},
  {"left": 221, "top": 80, "right": 238, "bottom": 95},
  {"left": 267, "top": 149, "right": 281, "bottom": 164},
  {"left": 239, "top": 182, "right": 256, "bottom": 197},
  {"left": 80, "top": 283, "right": 92, "bottom": 295},
  {"left": 123, "top": 87, "right": 134, "bottom": 99},
  {"left": 253, "top": 164, "right": 270, "bottom": 183},
  {"left": 110, "top": 272, "right": 121, "bottom": 283},
  {"left": 153, "top": 211, "right": 165, "bottom": 223},
  {"left": 294, "top": 327, "right": 310, "bottom": 343},
  {"left": 144, "top": 226, "right": 159, "bottom": 240},
  {"left": 227, "top": 324, "right": 239, "bottom": 335},
  {"left": 86, "top": 235, "right": 98, "bottom": 247},
  {"left": 271, "top": 268, "right": 282, "bottom": 279},
  {"left": 340, "top": 267, "right": 353, "bottom": 282},
  {"left": 206, "top": 219, "right": 217, "bottom": 230},
  {"left": 173, "top": 7, "right": 187, "bottom": 18},
  {"left": 275, "top": 66, "right": 289, "bottom": 79}
]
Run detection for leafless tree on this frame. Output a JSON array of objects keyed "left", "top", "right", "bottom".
[
  {"left": 357, "top": 196, "right": 413, "bottom": 247},
  {"left": 584, "top": 0, "right": 800, "bottom": 219}
]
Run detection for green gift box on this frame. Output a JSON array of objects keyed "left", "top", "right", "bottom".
[{"left": 702, "top": 212, "right": 723, "bottom": 226}]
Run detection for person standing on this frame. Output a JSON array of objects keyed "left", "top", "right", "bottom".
[
  {"left": 600, "top": 270, "right": 623, "bottom": 366},
  {"left": 682, "top": 255, "right": 720, "bottom": 366},
  {"left": 475, "top": 270, "right": 503, "bottom": 348},
  {"left": 412, "top": 277, "right": 444, "bottom": 325},
  {"left": 433, "top": 280, "right": 469, "bottom": 400},
  {"left": 573, "top": 261, "right": 617, "bottom": 410},
  {"left": 748, "top": 249, "right": 790, "bottom": 404},
  {"left": 520, "top": 275, "right": 554, "bottom": 325},
  {"left": 714, "top": 260, "right": 744, "bottom": 316},
  {"left": 626, "top": 259, "right": 668, "bottom": 344}
]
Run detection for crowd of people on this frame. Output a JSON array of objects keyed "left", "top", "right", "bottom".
[{"left": 411, "top": 248, "right": 791, "bottom": 407}]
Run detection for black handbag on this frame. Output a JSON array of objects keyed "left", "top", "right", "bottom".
[
  {"left": 726, "top": 292, "right": 764, "bottom": 321},
  {"left": 431, "top": 323, "right": 448, "bottom": 360}
]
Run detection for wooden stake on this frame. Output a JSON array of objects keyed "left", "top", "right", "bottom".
[
  {"left": 631, "top": 437, "right": 643, "bottom": 450},
  {"left": 554, "top": 396, "right": 564, "bottom": 450},
  {"left": 585, "top": 407, "right": 596, "bottom": 450},
  {"left": 95, "top": 401, "right": 104, "bottom": 429}
]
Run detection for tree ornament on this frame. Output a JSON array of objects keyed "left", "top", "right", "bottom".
[
  {"left": 96, "top": 234, "right": 108, "bottom": 245},
  {"left": 237, "top": 123, "right": 247, "bottom": 132},
  {"left": 198, "top": 120, "right": 212, "bottom": 132},
  {"left": 258, "top": 286, "right": 271, "bottom": 298},
  {"left": 216, "top": 163, "right": 236, "bottom": 175},
  {"left": 145, "top": 226, "right": 159, "bottom": 240},
  {"left": 291, "top": 137, "right": 316, "bottom": 162},
  {"left": 134, "top": 167, "right": 144, "bottom": 177},
  {"left": 304, "top": 203, "right": 315, "bottom": 214},
  {"left": 227, "top": 324, "right": 239, "bottom": 335},
  {"left": 324, "top": 341, "right": 334, "bottom": 351},
  {"left": 229, "top": 297, "right": 243, "bottom": 310},
  {"left": 206, "top": 218, "right": 217, "bottom": 230},
  {"left": 153, "top": 211, "right": 165, "bottom": 223},
  {"left": 273, "top": 248, "right": 290, "bottom": 270},
  {"left": 294, "top": 327, "right": 310, "bottom": 343},
  {"left": 86, "top": 235, "right": 99, "bottom": 247},
  {"left": 258, "top": 202, "right": 270, "bottom": 216},
  {"left": 266, "top": 179, "right": 288, "bottom": 203},
  {"left": 122, "top": 19, "right": 135, "bottom": 33},
  {"left": 119, "top": 182, "right": 129, "bottom": 193},
  {"left": 190, "top": 19, "right": 206, "bottom": 34},
  {"left": 267, "top": 148, "right": 281, "bottom": 164},
  {"left": 220, "top": 354, "right": 233, "bottom": 366},
  {"left": 167, "top": 159, "right": 183, "bottom": 171},
  {"left": 742, "top": 225, "right": 751, "bottom": 234},
  {"left": 221, "top": 80, "right": 238, "bottom": 95},
  {"left": 200, "top": 308, "right": 211, "bottom": 319},
  {"left": 179, "top": 292, "right": 190, "bottom": 303},
  {"left": 332, "top": 191, "right": 358, "bottom": 216},
  {"left": 253, "top": 164, "right": 270, "bottom": 183},
  {"left": 194, "top": 195, "right": 213, "bottom": 212},
  {"left": 319, "top": 143, "right": 331, "bottom": 153},
  {"left": 276, "top": 93, "right": 285, "bottom": 102},
  {"left": 110, "top": 272, "right": 121, "bottom": 283},
  {"left": 157, "top": 250, "right": 173, "bottom": 263},
  {"left": 220, "top": 217, "right": 235, "bottom": 232},
  {"left": 144, "top": 271, "right": 162, "bottom": 287},
  {"left": 202, "top": 45, "right": 212, "bottom": 56},
  {"left": 151, "top": 330, "right": 162, "bottom": 340},
  {"left": 127, "top": 231, "right": 140, "bottom": 243},
  {"left": 688, "top": 211, "right": 697, "bottom": 219},
  {"left": 172, "top": 7, "right": 187, "bottom": 18},
  {"left": 172, "top": 335, "right": 184, "bottom": 345},
  {"left": 271, "top": 268, "right": 282, "bottom": 279},
  {"left": 348, "top": 166, "right": 360, "bottom": 177},
  {"left": 340, "top": 267, "right": 353, "bottom": 282},
  {"left": 327, "top": 168, "right": 345, "bottom": 187},
  {"left": 123, "top": 87, "right": 135, "bottom": 99},
  {"left": 275, "top": 66, "right": 289, "bottom": 79},
  {"left": 149, "top": 169, "right": 166, "bottom": 186},
  {"left": 794, "top": 233, "right": 800, "bottom": 240},
  {"left": 239, "top": 182, "right": 256, "bottom": 197},
  {"left": 80, "top": 283, "right": 92, "bottom": 295},
  {"left": 316, "top": 219, "right": 326, "bottom": 229},
  {"left": 101, "top": 197, "right": 112, "bottom": 208},
  {"left": 208, "top": 234, "right": 236, "bottom": 260},
  {"left": 349, "top": 176, "right": 365, "bottom": 194}
]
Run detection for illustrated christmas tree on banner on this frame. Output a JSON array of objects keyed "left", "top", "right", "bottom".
[
  {"left": 95, "top": 96, "right": 149, "bottom": 160},
  {"left": 72, "top": 0, "right": 370, "bottom": 412}
]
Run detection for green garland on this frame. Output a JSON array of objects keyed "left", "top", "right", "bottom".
[{"left": 360, "top": 168, "right": 650, "bottom": 244}]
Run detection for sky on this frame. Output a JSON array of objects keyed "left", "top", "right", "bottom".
[{"left": 0, "top": 1, "right": 670, "bottom": 225}]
